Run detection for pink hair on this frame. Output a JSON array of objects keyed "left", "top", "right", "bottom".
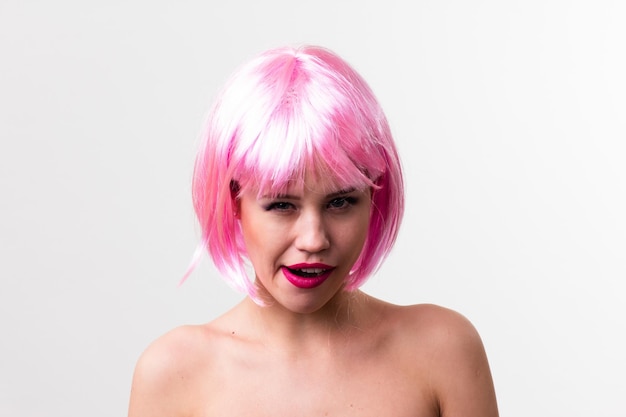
[{"left": 186, "top": 45, "right": 404, "bottom": 303}]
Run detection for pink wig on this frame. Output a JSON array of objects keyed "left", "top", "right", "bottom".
[{"left": 188, "top": 45, "right": 404, "bottom": 302}]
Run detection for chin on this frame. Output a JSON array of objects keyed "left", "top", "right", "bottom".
[
  {"left": 254, "top": 274, "right": 348, "bottom": 314},
  {"left": 277, "top": 288, "right": 346, "bottom": 315}
]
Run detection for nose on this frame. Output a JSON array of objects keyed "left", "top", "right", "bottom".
[{"left": 294, "top": 209, "right": 330, "bottom": 253}]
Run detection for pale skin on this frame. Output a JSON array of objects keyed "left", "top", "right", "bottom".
[{"left": 128, "top": 173, "right": 499, "bottom": 417}]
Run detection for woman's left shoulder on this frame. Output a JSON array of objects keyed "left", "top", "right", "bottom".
[
  {"left": 395, "top": 303, "right": 480, "bottom": 337},
  {"left": 384, "top": 303, "right": 499, "bottom": 416},
  {"left": 385, "top": 303, "right": 486, "bottom": 357}
]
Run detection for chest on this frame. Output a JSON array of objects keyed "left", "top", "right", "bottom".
[{"left": 198, "top": 349, "right": 437, "bottom": 417}]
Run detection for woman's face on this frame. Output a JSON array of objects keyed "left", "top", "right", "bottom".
[{"left": 238, "top": 172, "right": 371, "bottom": 314}]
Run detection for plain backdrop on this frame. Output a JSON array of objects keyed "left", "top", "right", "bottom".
[{"left": 1, "top": 1, "right": 625, "bottom": 416}]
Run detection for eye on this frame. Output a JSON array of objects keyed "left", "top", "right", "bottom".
[
  {"left": 327, "top": 196, "right": 358, "bottom": 210},
  {"left": 264, "top": 201, "right": 295, "bottom": 212}
]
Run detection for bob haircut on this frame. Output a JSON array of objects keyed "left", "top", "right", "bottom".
[{"left": 188, "top": 45, "right": 404, "bottom": 303}]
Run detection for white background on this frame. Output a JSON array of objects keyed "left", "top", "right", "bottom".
[{"left": 1, "top": 1, "right": 625, "bottom": 416}]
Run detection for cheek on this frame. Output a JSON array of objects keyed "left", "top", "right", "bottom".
[
  {"left": 356, "top": 206, "right": 373, "bottom": 250},
  {"left": 239, "top": 208, "right": 263, "bottom": 260},
  {"left": 355, "top": 219, "right": 371, "bottom": 252},
  {"left": 242, "top": 215, "right": 286, "bottom": 244},
  {"left": 240, "top": 214, "right": 290, "bottom": 269},
  {"left": 240, "top": 218, "right": 267, "bottom": 259},
  {"left": 334, "top": 211, "right": 371, "bottom": 256}
]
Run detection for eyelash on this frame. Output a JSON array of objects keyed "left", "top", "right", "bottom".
[
  {"left": 264, "top": 196, "right": 358, "bottom": 212},
  {"left": 327, "top": 196, "right": 358, "bottom": 210},
  {"left": 264, "top": 202, "right": 295, "bottom": 212}
]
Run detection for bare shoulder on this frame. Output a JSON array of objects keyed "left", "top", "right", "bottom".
[
  {"left": 383, "top": 303, "right": 499, "bottom": 417},
  {"left": 392, "top": 303, "right": 483, "bottom": 347},
  {"left": 131, "top": 324, "right": 217, "bottom": 385},
  {"left": 128, "top": 324, "right": 227, "bottom": 417},
  {"left": 380, "top": 303, "right": 488, "bottom": 371}
]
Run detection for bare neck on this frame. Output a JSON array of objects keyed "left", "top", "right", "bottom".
[{"left": 231, "top": 290, "right": 382, "bottom": 356}]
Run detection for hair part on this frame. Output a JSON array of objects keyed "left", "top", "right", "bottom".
[{"left": 185, "top": 45, "right": 404, "bottom": 304}]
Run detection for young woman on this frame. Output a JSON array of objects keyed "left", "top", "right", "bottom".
[{"left": 128, "top": 45, "right": 499, "bottom": 417}]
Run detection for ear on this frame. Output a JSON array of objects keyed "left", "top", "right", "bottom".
[
  {"left": 233, "top": 198, "right": 241, "bottom": 219},
  {"left": 230, "top": 180, "right": 241, "bottom": 219}
]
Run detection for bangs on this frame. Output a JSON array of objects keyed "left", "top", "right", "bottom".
[{"left": 232, "top": 115, "right": 384, "bottom": 198}]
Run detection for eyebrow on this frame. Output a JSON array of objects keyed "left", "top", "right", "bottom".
[{"left": 261, "top": 187, "right": 357, "bottom": 200}]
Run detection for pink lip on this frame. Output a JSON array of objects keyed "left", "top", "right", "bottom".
[
  {"left": 286, "top": 263, "right": 334, "bottom": 269},
  {"left": 281, "top": 263, "right": 335, "bottom": 289}
]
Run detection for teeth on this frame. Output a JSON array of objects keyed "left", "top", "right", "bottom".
[
  {"left": 287, "top": 267, "right": 330, "bottom": 278},
  {"left": 300, "top": 268, "right": 324, "bottom": 274}
]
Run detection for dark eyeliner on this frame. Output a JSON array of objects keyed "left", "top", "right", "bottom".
[
  {"left": 328, "top": 196, "right": 359, "bottom": 209},
  {"left": 263, "top": 201, "right": 293, "bottom": 211}
]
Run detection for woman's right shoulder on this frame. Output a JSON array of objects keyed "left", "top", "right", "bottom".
[
  {"left": 137, "top": 324, "right": 220, "bottom": 372},
  {"left": 128, "top": 323, "right": 228, "bottom": 417}
]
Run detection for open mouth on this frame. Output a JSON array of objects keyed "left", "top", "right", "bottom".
[
  {"left": 281, "top": 264, "right": 336, "bottom": 289},
  {"left": 285, "top": 267, "right": 329, "bottom": 278}
]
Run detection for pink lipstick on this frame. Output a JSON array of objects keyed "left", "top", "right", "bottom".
[{"left": 281, "top": 263, "right": 335, "bottom": 289}]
